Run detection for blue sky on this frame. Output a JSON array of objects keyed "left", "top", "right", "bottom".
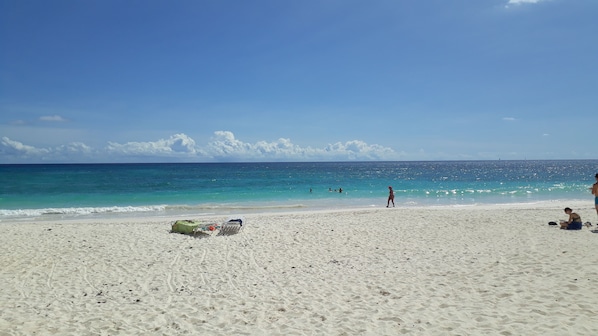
[{"left": 1, "top": 0, "right": 596, "bottom": 163}]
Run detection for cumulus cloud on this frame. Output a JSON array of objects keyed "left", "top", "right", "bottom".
[
  {"left": 0, "top": 137, "right": 97, "bottom": 162},
  {"left": 205, "top": 131, "right": 310, "bottom": 160},
  {"left": 323, "top": 140, "right": 394, "bottom": 160},
  {"left": 106, "top": 134, "right": 198, "bottom": 156},
  {"left": 206, "top": 131, "right": 253, "bottom": 157},
  {"left": 204, "top": 131, "right": 395, "bottom": 161},
  {"left": 0, "top": 131, "right": 398, "bottom": 163},
  {"left": 1, "top": 137, "right": 50, "bottom": 156}
]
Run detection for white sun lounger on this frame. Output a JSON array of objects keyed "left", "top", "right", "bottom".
[{"left": 217, "top": 218, "right": 244, "bottom": 236}]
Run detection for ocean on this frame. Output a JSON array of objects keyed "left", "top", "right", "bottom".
[{"left": 1, "top": 160, "right": 597, "bottom": 220}]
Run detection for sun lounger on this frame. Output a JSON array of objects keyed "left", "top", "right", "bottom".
[{"left": 217, "top": 218, "right": 243, "bottom": 236}]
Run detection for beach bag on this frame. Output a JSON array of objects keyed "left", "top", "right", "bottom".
[{"left": 171, "top": 220, "right": 201, "bottom": 234}]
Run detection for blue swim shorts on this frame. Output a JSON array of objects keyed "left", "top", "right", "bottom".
[
  {"left": 595, "top": 196, "right": 598, "bottom": 205},
  {"left": 567, "top": 222, "right": 582, "bottom": 230}
]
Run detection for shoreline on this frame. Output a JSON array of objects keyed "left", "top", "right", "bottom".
[
  {"left": 1, "top": 198, "right": 594, "bottom": 223},
  {"left": 2, "top": 203, "right": 598, "bottom": 335}
]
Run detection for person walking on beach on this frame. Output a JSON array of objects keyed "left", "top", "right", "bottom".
[
  {"left": 387, "top": 186, "right": 395, "bottom": 207},
  {"left": 591, "top": 173, "right": 598, "bottom": 219},
  {"left": 560, "top": 207, "right": 582, "bottom": 230}
]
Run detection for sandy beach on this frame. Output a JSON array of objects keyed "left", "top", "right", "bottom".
[{"left": 1, "top": 202, "right": 598, "bottom": 335}]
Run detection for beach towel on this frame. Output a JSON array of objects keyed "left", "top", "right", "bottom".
[
  {"left": 171, "top": 220, "right": 201, "bottom": 234},
  {"left": 171, "top": 217, "right": 245, "bottom": 236}
]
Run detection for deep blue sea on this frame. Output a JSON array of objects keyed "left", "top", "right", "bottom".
[{"left": 1, "top": 161, "right": 597, "bottom": 220}]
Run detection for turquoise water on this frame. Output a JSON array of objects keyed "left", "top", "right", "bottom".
[{"left": 1, "top": 161, "right": 597, "bottom": 220}]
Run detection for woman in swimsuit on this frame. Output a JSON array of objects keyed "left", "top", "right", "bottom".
[
  {"left": 591, "top": 173, "right": 598, "bottom": 219},
  {"left": 560, "top": 207, "right": 582, "bottom": 230},
  {"left": 386, "top": 186, "right": 395, "bottom": 208}
]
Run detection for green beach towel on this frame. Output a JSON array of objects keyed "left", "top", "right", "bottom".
[{"left": 171, "top": 220, "right": 201, "bottom": 234}]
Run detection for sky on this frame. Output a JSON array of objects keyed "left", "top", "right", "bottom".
[{"left": 1, "top": 0, "right": 597, "bottom": 163}]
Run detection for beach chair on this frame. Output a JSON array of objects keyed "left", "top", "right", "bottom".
[{"left": 217, "top": 218, "right": 243, "bottom": 236}]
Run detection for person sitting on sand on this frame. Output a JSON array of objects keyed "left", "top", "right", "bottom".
[{"left": 560, "top": 207, "right": 582, "bottom": 230}]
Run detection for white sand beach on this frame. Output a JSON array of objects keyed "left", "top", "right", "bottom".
[{"left": 1, "top": 202, "right": 598, "bottom": 335}]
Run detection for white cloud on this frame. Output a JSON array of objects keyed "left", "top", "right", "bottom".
[
  {"left": 39, "top": 115, "right": 67, "bottom": 122},
  {"left": 106, "top": 134, "right": 198, "bottom": 156},
  {"left": 1, "top": 137, "right": 50, "bottom": 156},
  {"left": 508, "top": 0, "right": 541, "bottom": 3},
  {"left": 0, "top": 131, "right": 398, "bottom": 163},
  {"left": 204, "top": 131, "right": 396, "bottom": 161},
  {"left": 205, "top": 131, "right": 314, "bottom": 160},
  {"left": 1, "top": 137, "right": 96, "bottom": 162},
  {"left": 502, "top": 117, "right": 516, "bottom": 121},
  {"left": 505, "top": 0, "right": 549, "bottom": 8},
  {"left": 323, "top": 140, "right": 395, "bottom": 160},
  {"left": 206, "top": 131, "right": 253, "bottom": 158},
  {"left": 59, "top": 142, "right": 93, "bottom": 154}
]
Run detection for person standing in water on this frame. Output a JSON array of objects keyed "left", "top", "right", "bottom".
[{"left": 387, "top": 186, "right": 395, "bottom": 207}]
